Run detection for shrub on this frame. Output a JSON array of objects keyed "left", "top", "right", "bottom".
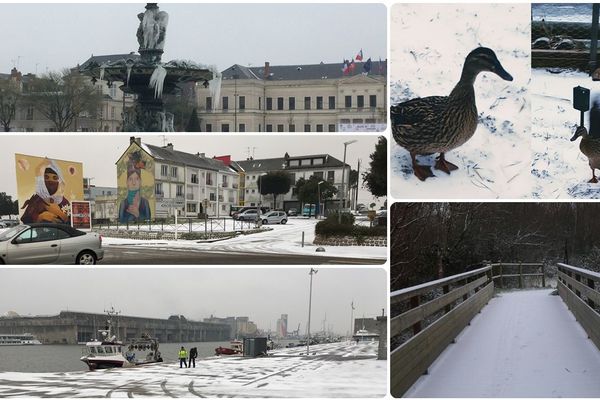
[{"left": 325, "top": 212, "right": 355, "bottom": 225}]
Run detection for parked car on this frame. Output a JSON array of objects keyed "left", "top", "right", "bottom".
[
  {"left": 0, "top": 220, "right": 18, "bottom": 229},
  {"left": 236, "top": 209, "right": 262, "bottom": 222},
  {"left": 287, "top": 208, "right": 298, "bottom": 216},
  {"left": 0, "top": 223, "right": 104, "bottom": 265},
  {"left": 261, "top": 211, "right": 288, "bottom": 225},
  {"left": 302, "top": 204, "right": 317, "bottom": 217},
  {"left": 232, "top": 206, "right": 270, "bottom": 220}
]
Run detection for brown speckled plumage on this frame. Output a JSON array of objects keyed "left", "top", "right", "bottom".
[
  {"left": 391, "top": 47, "right": 513, "bottom": 181},
  {"left": 572, "top": 124, "right": 600, "bottom": 183}
]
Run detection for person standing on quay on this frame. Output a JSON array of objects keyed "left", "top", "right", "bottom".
[
  {"left": 189, "top": 347, "right": 198, "bottom": 368},
  {"left": 178, "top": 346, "right": 188, "bottom": 368}
]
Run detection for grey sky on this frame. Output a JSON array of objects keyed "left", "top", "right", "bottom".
[
  {"left": 0, "top": 3, "right": 387, "bottom": 74},
  {"left": 0, "top": 134, "right": 385, "bottom": 206},
  {"left": 0, "top": 268, "right": 386, "bottom": 335}
]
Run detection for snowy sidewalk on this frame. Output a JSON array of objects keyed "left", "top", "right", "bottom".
[{"left": 406, "top": 289, "right": 600, "bottom": 397}]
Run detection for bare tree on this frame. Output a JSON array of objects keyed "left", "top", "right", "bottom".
[{"left": 0, "top": 79, "right": 20, "bottom": 132}]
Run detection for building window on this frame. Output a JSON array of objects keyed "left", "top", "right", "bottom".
[
  {"left": 191, "top": 173, "right": 198, "bottom": 184},
  {"left": 290, "top": 160, "right": 300, "bottom": 167},
  {"left": 111, "top": 107, "right": 115, "bottom": 119},
  {"left": 206, "top": 97, "right": 212, "bottom": 111},
  {"left": 206, "top": 173, "right": 214, "bottom": 185},
  {"left": 328, "top": 124, "right": 336, "bottom": 132},
  {"left": 239, "top": 96, "right": 245, "bottom": 110},
  {"left": 161, "top": 165, "right": 168, "bottom": 177},
  {"left": 316, "top": 124, "right": 323, "bottom": 132},
  {"left": 313, "top": 158, "right": 324, "bottom": 165},
  {"left": 304, "top": 97, "right": 311, "bottom": 110},
  {"left": 206, "top": 123, "right": 212, "bottom": 132},
  {"left": 277, "top": 97, "right": 284, "bottom": 110},
  {"left": 327, "top": 171, "right": 335, "bottom": 182},
  {"left": 352, "top": 118, "right": 363, "bottom": 124},
  {"left": 266, "top": 124, "right": 273, "bottom": 132},
  {"left": 316, "top": 96, "right": 323, "bottom": 110},
  {"left": 289, "top": 97, "right": 295, "bottom": 110},
  {"left": 155, "top": 183, "right": 163, "bottom": 196},
  {"left": 266, "top": 97, "right": 273, "bottom": 110},
  {"left": 187, "top": 203, "right": 197, "bottom": 213},
  {"left": 301, "top": 159, "right": 311, "bottom": 166},
  {"left": 222, "top": 96, "right": 229, "bottom": 110},
  {"left": 277, "top": 124, "right": 284, "bottom": 132},
  {"left": 222, "top": 124, "right": 230, "bottom": 132},
  {"left": 328, "top": 96, "right": 335, "bottom": 109},
  {"left": 289, "top": 124, "right": 295, "bottom": 132},
  {"left": 239, "top": 123, "right": 246, "bottom": 132},
  {"left": 304, "top": 124, "right": 311, "bottom": 132},
  {"left": 357, "top": 95, "right": 364, "bottom": 108},
  {"left": 210, "top": 193, "right": 216, "bottom": 201},
  {"left": 171, "top": 166, "right": 178, "bottom": 178},
  {"left": 345, "top": 96, "right": 352, "bottom": 108},
  {"left": 176, "top": 185, "right": 184, "bottom": 197},
  {"left": 370, "top": 95, "right": 377, "bottom": 108},
  {"left": 259, "top": 97, "right": 261, "bottom": 110},
  {"left": 314, "top": 171, "right": 324, "bottom": 179}
]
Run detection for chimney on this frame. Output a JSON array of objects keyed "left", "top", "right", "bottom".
[
  {"left": 165, "top": 143, "right": 174, "bottom": 150},
  {"left": 129, "top": 136, "right": 141, "bottom": 145},
  {"left": 263, "top": 62, "right": 270, "bottom": 80},
  {"left": 197, "top": 152, "right": 206, "bottom": 158}
]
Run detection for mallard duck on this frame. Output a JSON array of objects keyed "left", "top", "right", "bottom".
[
  {"left": 571, "top": 101, "right": 600, "bottom": 183},
  {"left": 391, "top": 47, "right": 513, "bottom": 181}
]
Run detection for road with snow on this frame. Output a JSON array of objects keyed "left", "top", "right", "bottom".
[
  {"left": 0, "top": 342, "right": 386, "bottom": 398},
  {"left": 405, "top": 289, "right": 600, "bottom": 397},
  {"left": 101, "top": 217, "right": 387, "bottom": 264}
]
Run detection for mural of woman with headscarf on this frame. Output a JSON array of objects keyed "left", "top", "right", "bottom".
[
  {"left": 20, "top": 158, "right": 71, "bottom": 224},
  {"left": 118, "top": 150, "right": 151, "bottom": 223}
]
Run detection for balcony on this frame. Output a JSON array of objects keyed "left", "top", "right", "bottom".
[
  {"left": 221, "top": 182, "right": 228, "bottom": 188},
  {"left": 206, "top": 180, "right": 214, "bottom": 186},
  {"left": 232, "top": 183, "right": 239, "bottom": 189}
]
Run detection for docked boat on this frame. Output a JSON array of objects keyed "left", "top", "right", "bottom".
[
  {"left": 215, "top": 340, "right": 243, "bottom": 356},
  {"left": 0, "top": 333, "right": 42, "bottom": 346},
  {"left": 80, "top": 309, "right": 162, "bottom": 370},
  {"left": 352, "top": 328, "right": 380, "bottom": 342}
]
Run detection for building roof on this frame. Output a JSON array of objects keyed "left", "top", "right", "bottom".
[
  {"left": 236, "top": 154, "right": 346, "bottom": 172},
  {"left": 221, "top": 60, "right": 387, "bottom": 81},
  {"left": 143, "top": 143, "right": 235, "bottom": 173},
  {"left": 79, "top": 53, "right": 140, "bottom": 69}
]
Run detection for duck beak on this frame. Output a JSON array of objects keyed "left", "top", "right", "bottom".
[
  {"left": 494, "top": 60, "right": 513, "bottom": 81},
  {"left": 571, "top": 126, "right": 586, "bottom": 141}
]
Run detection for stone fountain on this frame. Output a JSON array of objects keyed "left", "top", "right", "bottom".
[{"left": 80, "top": 3, "right": 221, "bottom": 132}]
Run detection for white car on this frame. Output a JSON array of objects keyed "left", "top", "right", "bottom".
[
  {"left": 237, "top": 209, "right": 262, "bottom": 221},
  {"left": 261, "top": 211, "right": 288, "bottom": 225},
  {"left": 0, "top": 223, "right": 104, "bottom": 265}
]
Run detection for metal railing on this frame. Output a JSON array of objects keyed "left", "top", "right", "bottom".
[{"left": 93, "top": 217, "right": 258, "bottom": 234}]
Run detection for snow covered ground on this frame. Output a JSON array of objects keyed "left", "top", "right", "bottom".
[
  {"left": 531, "top": 68, "right": 600, "bottom": 198},
  {"left": 103, "top": 218, "right": 387, "bottom": 261},
  {"left": 390, "top": 4, "right": 532, "bottom": 199},
  {"left": 405, "top": 289, "right": 600, "bottom": 397},
  {"left": 0, "top": 342, "right": 386, "bottom": 398}
]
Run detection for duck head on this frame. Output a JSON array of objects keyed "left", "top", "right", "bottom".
[
  {"left": 571, "top": 126, "right": 588, "bottom": 141},
  {"left": 461, "top": 47, "right": 513, "bottom": 83}
]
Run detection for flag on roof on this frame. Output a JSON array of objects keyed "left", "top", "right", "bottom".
[
  {"left": 349, "top": 59, "right": 356, "bottom": 74},
  {"left": 356, "top": 49, "right": 363, "bottom": 61},
  {"left": 378, "top": 57, "right": 384, "bottom": 74},
  {"left": 342, "top": 59, "right": 350, "bottom": 75},
  {"left": 363, "top": 58, "right": 372, "bottom": 74}
]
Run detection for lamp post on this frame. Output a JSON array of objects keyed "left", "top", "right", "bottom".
[
  {"left": 339, "top": 140, "right": 357, "bottom": 223},
  {"left": 307, "top": 268, "right": 318, "bottom": 356},
  {"left": 350, "top": 300, "right": 355, "bottom": 341},
  {"left": 317, "top": 180, "right": 324, "bottom": 219}
]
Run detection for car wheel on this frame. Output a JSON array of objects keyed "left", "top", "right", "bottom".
[
  {"left": 76, "top": 251, "right": 97, "bottom": 265},
  {"left": 262, "top": 219, "right": 268, "bottom": 224},
  {"left": 281, "top": 219, "right": 287, "bottom": 224}
]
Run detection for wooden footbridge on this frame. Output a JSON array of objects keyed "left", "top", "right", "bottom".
[{"left": 391, "top": 263, "right": 600, "bottom": 397}]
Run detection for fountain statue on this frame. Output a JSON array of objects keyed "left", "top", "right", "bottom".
[{"left": 80, "top": 3, "right": 221, "bottom": 132}]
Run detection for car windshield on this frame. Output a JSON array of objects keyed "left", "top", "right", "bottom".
[{"left": 0, "top": 225, "right": 27, "bottom": 242}]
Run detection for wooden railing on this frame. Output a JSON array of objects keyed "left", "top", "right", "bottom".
[
  {"left": 490, "top": 262, "right": 546, "bottom": 288},
  {"left": 557, "top": 263, "right": 600, "bottom": 350},
  {"left": 390, "top": 266, "right": 494, "bottom": 397}
]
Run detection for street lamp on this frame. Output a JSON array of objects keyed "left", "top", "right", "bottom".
[
  {"left": 307, "top": 268, "right": 318, "bottom": 355},
  {"left": 339, "top": 140, "right": 357, "bottom": 223},
  {"left": 317, "top": 180, "right": 324, "bottom": 219},
  {"left": 350, "top": 300, "right": 355, "bottom": 341}
]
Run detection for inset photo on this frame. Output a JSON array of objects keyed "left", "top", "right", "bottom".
[
  {"left": 390, "top": 202, "right": 600, "bottom": 397},
  {"left": 0, "top": 3, "right": 387, "bottom": 133},
  {"left": 531, "top": 3, "right": 600, "bottom": 198},
  {"left": 390, "top": 4, "right": 531, "bottom": 199},
  {"left": 0, "top": 267, "right": 387, "bottom": 397},
  {"left": 0, "top": 135, "right": 387, "bottom": 265}
]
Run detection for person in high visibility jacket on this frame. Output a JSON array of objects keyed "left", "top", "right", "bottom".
[{"left": 178, "top": 346, "right": 188, "bottom": 368}]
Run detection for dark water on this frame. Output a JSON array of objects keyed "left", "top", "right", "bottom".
[
  {"left": 0, "top": 341, "right": 231, "bottom": 373},
  {"left": 532, "top": 3, "right": 592, "bottom": 22}
]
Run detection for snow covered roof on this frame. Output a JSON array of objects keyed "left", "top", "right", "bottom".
[
  {"left": 235, "top": 154, "right": 346, "bottom": 172},
  {"left": 144, "top": 143, "right": 235, "bottom": 174}
]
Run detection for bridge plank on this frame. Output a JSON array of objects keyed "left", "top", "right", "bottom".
[
  {"left": 391, "top": 282, "right": 493, "bottom": 397},
  {"left": 559, "top": 281, "right": 600, "bottom": 351},
  {"left": 559, "top": 272, "right": 600, "bottom": 307},
  {"left": 391, "top": 275, "right": 488, "bottom": 337}
]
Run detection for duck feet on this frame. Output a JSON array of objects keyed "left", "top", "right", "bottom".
[
  {"left": 411, "top": 152, "right": 434, "bottom": 181},
  {"left": 589, "top": 168, "right": 598, "bottom": 183},
  {"left": 434, "top": 153, "right": 459, "bottom": 175}
]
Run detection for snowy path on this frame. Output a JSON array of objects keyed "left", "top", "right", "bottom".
[
  {"left": 0, "top": 342, "right": 385, "bottom": 398},
  {"left": 406, "top": 289, "right": 600, "bottom": 397}
]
